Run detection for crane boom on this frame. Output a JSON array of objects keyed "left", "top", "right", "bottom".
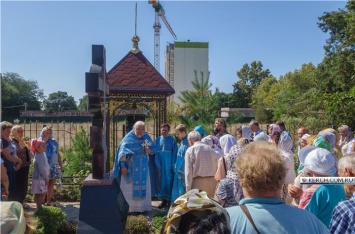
[
  {"left": 160, "top": 15, "right": 177, "bottom": 40},
  {"left": 149, "top": 0, "right": 177, "bottom": 72}
]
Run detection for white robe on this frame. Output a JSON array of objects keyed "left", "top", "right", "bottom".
[{"left": 120, "top": 167, "right": 152, "bottom": 212}]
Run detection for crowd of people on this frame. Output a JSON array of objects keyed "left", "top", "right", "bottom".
[
  {"left": 113, "top": 119, "right": 355, "bottom": 234},
  {"left": 0, "top": 122, "right": 62, "bottom": 211},
  {"left": 1, "top": 118, "right": 355, "bottom": 233}
]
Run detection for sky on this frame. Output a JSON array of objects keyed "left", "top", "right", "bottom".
[{"left": 1, "top": 0, "right": 348, "bottom": 106}]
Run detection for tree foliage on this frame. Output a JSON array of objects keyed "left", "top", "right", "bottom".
[
  {"left": 318, "top": 1, "right": 355, "bottom": 54},
  {"left": 1, "top": 72, "right": 43, "bottom": 117},
  {"left": 43, "top": 91, "right": 77, "bottom": 112},
  {"left": 249, "top": 2, "right": 355, "bottom": 130},
  {"left": 233, "top": 61, "right": 271, "bottom": 108},
  {"left": 251, "top": 76, "right": 278, "bottom": 123},
  {"left": 315, "top": 1, "right": 355, "bottom": 129},
  {"left": 62, "top": 128, "right": 91, "bottom": 176},
  {"left": 77, "top": 95, "right": 88, "bottom": 111},
  {"left": 178, "top": 71, "right": 218, "bottom": 133}
]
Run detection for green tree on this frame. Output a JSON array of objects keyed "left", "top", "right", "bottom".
[
  {"left": 315, "top": 1, "right": 355, "bottom": 128},
  {"left": 318, "top": 0, "right": 355, "bottom": 54},
  {"left": 1, "top": 72, "right": 43, "bottom": 117},
  {"left": 233, "top": 61, "right": 271, "bottom": 108},
  {"left": 251, "top": 76, "right": 278, "bottom": 123},
  {"left": 212, "top": 90, "right": 235, "bottom": 108},
  {"left": 62, "top": 128, "right": 91, "bottom": 176},
  {"left": 323, "top": 86, "right": 355, "bottom": 129},
  {"left": 43, "top": 91, "right": 77, "bottom": 112},
  {"left": 178, "top": 71, "right": 218, "bottom": 133},
  {"left": 273, "top": 63, "right": 319, "bottom": 120},
  {"left": 77, "top": 95, "right": 88, "bottom": 111}
]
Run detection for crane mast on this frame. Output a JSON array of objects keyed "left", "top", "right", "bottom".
[
  {"left": 154, "top": 9, "right": 161, "bottom": 71},
  {"left": 149, "top": 0, "right": 177, "bottom": 72}
]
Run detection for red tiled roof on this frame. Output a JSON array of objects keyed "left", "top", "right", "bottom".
[{"left": 107, "top": 51, "right": 175, "bottom": 95}]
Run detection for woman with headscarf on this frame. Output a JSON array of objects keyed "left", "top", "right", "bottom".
[
  {"left": 320, "top": 128, "right": 342, "bottom": 159},
  {"left": 39, "top": 126, "right": 62, "bottom": 206},
  {"left": 1, "top": 122, "right": 22, "bottom": 195},
  {"left": 219, "top": 134, "right": 237, "bottom": 157},
  {"left": 214, "top": 134, "right": 237, "bottom": 184},
  {"left": 241, "top": 126, "right": 252, "bottom": 143},
  {"left": 269, "top": 124, "right": 281, "bottom": 145},
  {"left": 235, "top": 127, "right": 242, "bottom": 140},
  {"left": 163, "top": 189, "right": 230, "bottom": 234},
  {"left": 214, "top": 145, "right": 244, "bottom": 207},
  {"left": 201, "top": 135, "right": 223, "bottom": 157},
  {"left": 270, "top": 123, "right": 295, "bottom": 204},
  {"left": 337, "top": 125, "right": 355, "bottom": 155},
  {"left": 7, "top": 125, "right": 31, "bottom": 204}
]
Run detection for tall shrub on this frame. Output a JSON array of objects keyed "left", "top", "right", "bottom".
[{"left": 62, "top": 127, "right": 91, "bottom": 176}]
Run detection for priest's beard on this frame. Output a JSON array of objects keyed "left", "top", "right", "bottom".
[{"left": 214, "top": 127, "right": 220, "bottom": 135}]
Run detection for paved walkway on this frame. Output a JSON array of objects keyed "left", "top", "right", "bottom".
[{"left": 24, "top": 201, "right": 167, "bottom": 223}]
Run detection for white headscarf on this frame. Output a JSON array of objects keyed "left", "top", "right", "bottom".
[
  {"left": 201, "top": 136, "right": 223, "bottom": 157},
  {"left": 219, "top": 134, "right": 237, "bottom": 156}
]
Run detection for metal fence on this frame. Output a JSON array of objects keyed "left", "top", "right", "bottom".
[{"left": 20, "top": 120, "right": 92, "bottom": 149}]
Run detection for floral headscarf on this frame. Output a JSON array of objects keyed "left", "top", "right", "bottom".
[
  {"left": 163, "top": 189, "right": 230, "bottom": 234},
  {"left": 241, "top": 126, "right": 252, "bottom": 141},
  {"left": 226, "top": 144, "right": 244, "bottom": 179}
]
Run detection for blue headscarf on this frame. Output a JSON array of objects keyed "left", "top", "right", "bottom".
[{"left": 194, "top": 125, "right": 206, "bottom": 138}]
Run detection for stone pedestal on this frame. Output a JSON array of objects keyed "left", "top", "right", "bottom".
[{"left": 77, "top": 174, "right": 128, "bottom": 234}]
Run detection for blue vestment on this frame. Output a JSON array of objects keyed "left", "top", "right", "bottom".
[
  {"left": 149, "top": 153, "right": 160, "bottom": 198},
  {"left": 113, "top": 130, "right": 155, "bottom": 198},
  {"left": 155, "top": 135, "right": 178, "bottom": 201},
  {"left": 171, "top": 137, "right": 189, "bottom": 203}
]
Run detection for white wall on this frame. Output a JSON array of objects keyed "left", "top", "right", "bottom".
[{"left": 170, "top": 44, "right": 209, "bottom": 104}]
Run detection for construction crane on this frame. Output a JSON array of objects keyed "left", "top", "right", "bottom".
[{"left": 148, "top": 0, "right": 177, "bottom": 72}]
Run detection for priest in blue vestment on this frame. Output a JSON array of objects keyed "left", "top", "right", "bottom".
[
  {"left": 113, "top": 121, "right": 156, "bottom": 212},
  {"left": 155, "top": 123, "right": 178, "bottom": 208},
  {"left": 171, "top": 124, "right": 189, "bottom": 203}
]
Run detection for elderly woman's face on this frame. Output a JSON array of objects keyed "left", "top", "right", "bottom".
[{"left": 339, "top": 130, "right": 346, "bottom": 138}]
